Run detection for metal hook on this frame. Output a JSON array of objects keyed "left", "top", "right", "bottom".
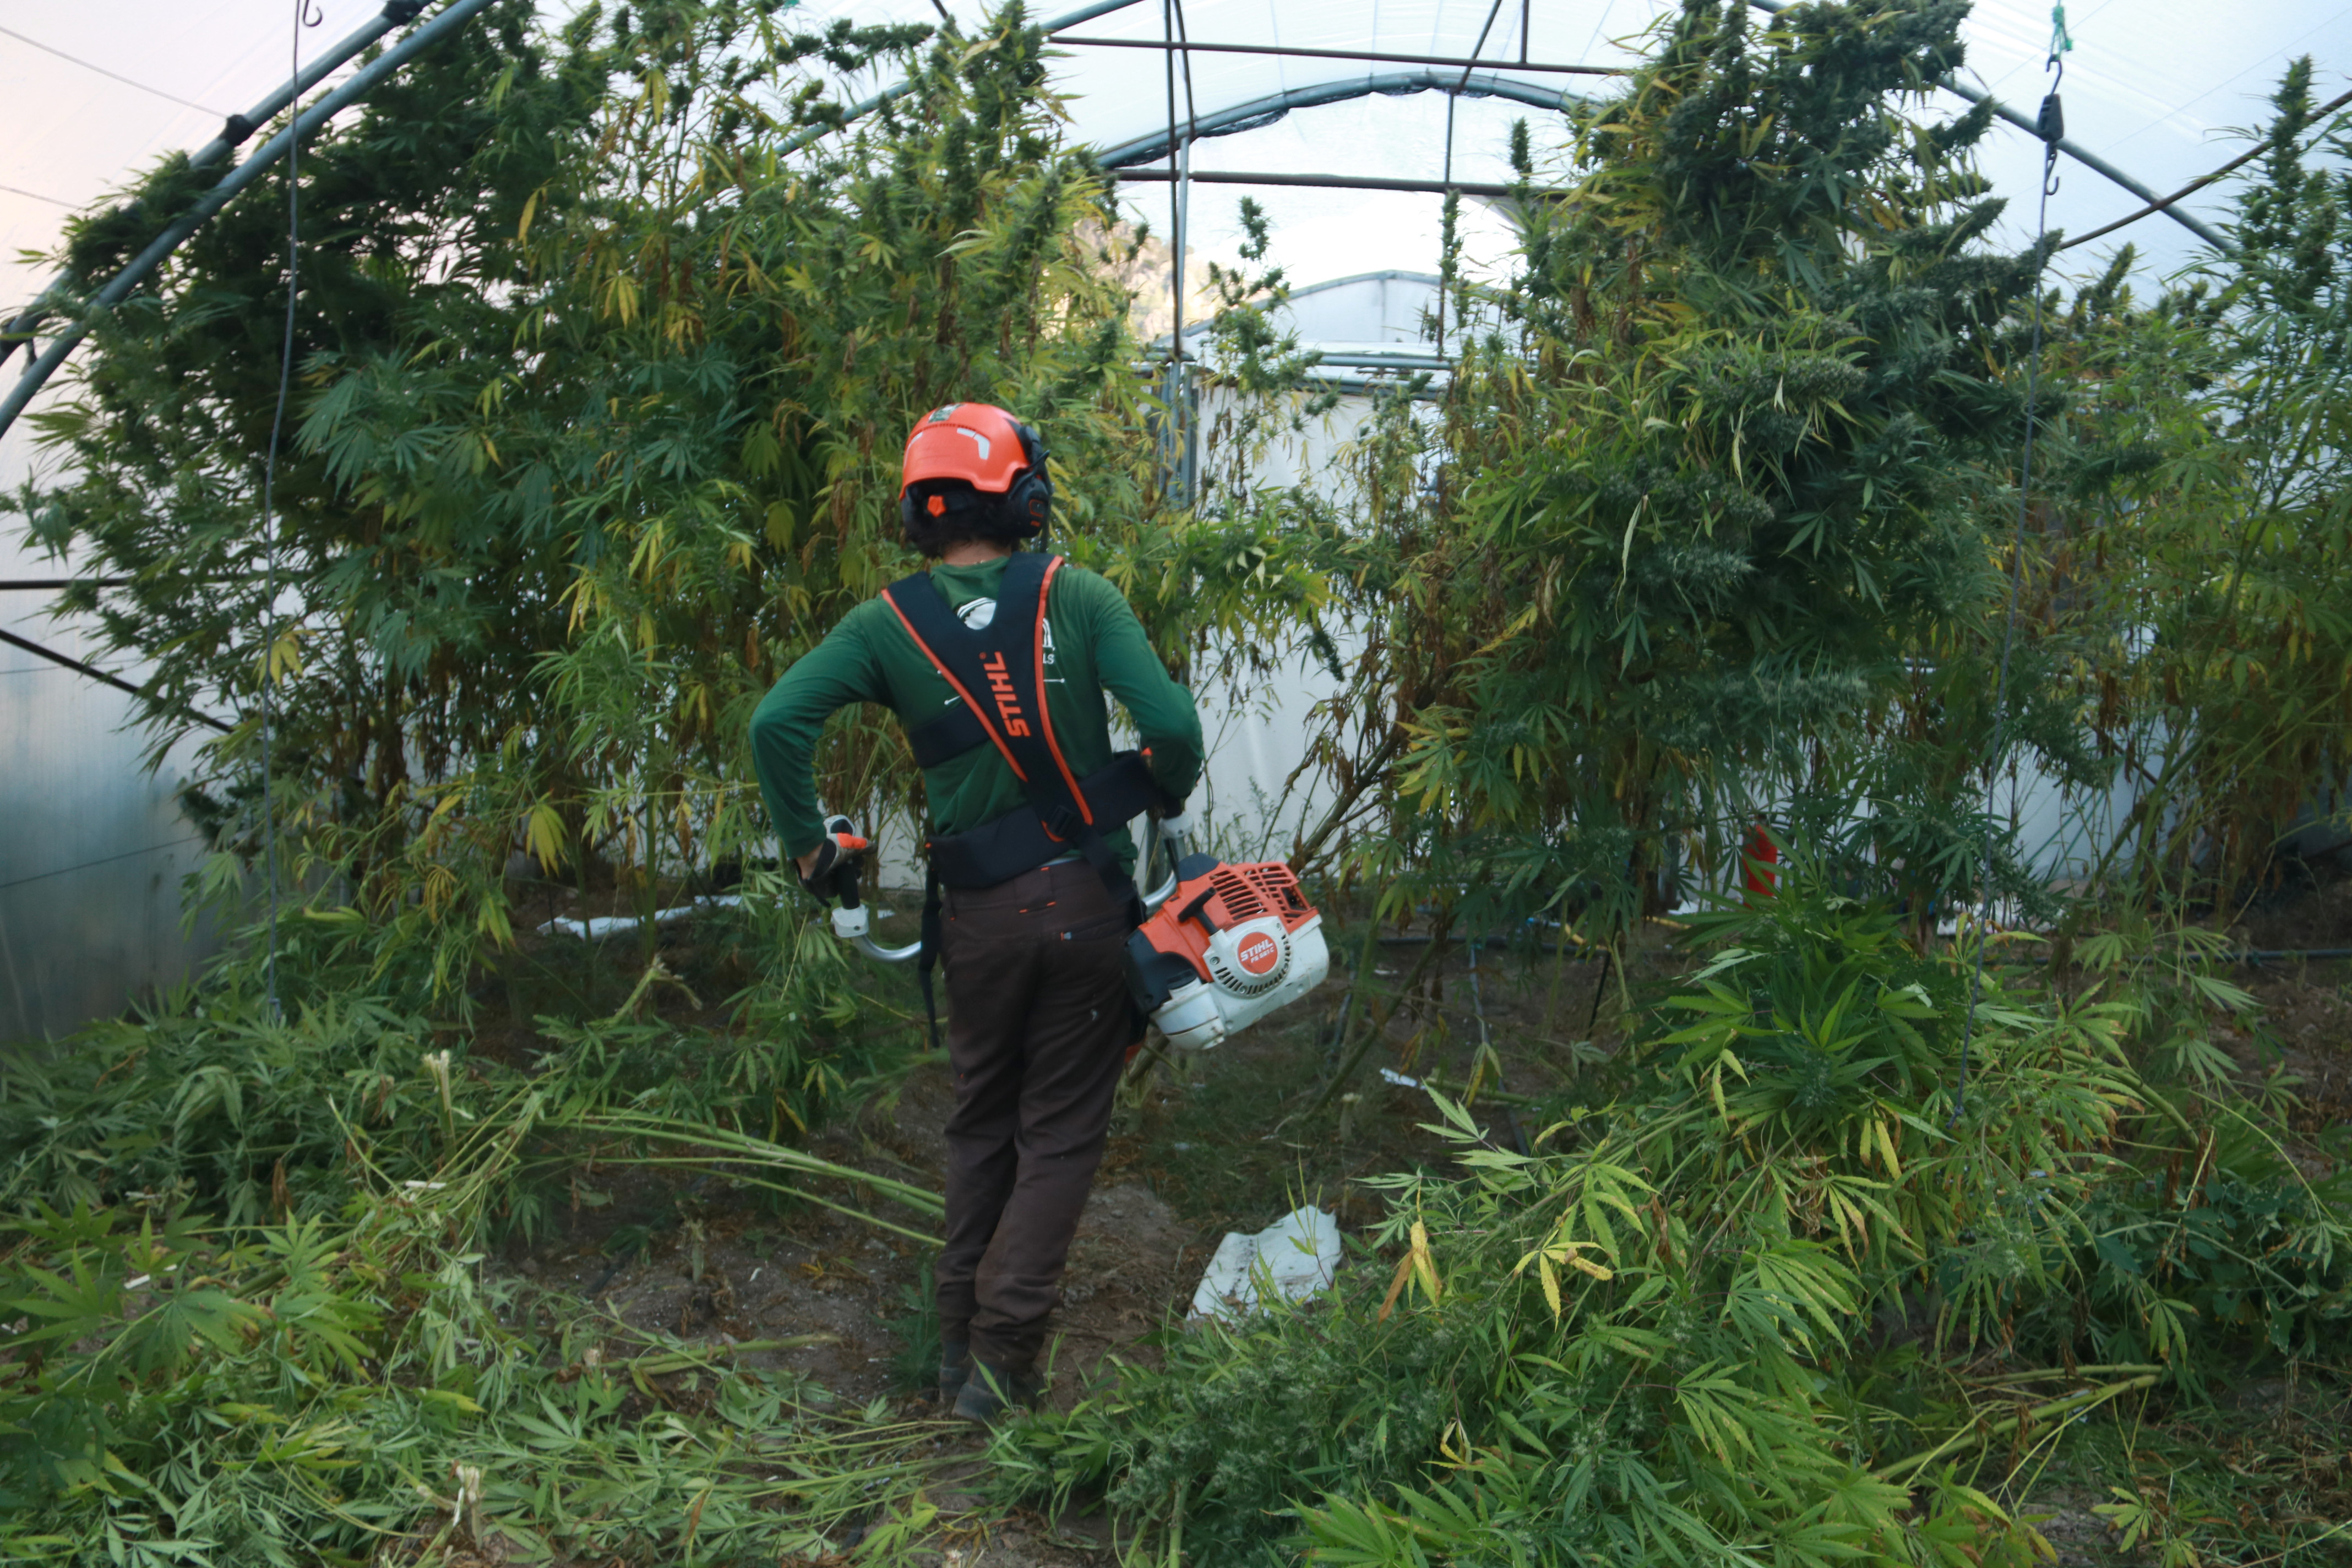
[
  {"left": 300, "top": 0, "right": 325, "bottom": 25},
  {"left": 2034, "top": 52, "right": 2067, "bottom": 158}
]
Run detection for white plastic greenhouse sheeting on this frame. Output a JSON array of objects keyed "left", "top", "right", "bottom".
[
  {"left": 7, "top": 2, "right": 2348, "bottom": 337},
  {"left": 4, "top": 1, "right": 2350, "bottom": 1028},
  {"left": 0, "top": 590, "right": 219, "bottom": 1042}
]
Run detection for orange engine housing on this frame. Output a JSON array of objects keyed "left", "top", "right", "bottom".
[{"left": 1124, "top": 854, "right": 1328, "bottom": 1050}]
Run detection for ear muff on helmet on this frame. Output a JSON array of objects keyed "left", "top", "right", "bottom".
[{"left": 999, "top": 421, "right": 1053, "bottom": 538}]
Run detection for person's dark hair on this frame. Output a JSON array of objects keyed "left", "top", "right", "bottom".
[{"left": 901, "top": 478, "right": 1029, "bottom": 557}]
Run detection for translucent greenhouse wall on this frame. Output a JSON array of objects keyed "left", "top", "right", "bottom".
[{"left": 0, "top": 444, "right": 219, "bottom": 1040}]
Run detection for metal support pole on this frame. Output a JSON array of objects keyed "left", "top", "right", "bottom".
[
  {"left": 1163, "top": 0, "right": 1181, "bottom": 371},
  {"left": 1438, "top": 92, "right": 1456, "bottom": 356},
  {"left": 1437, "top": 0, "right": 1507, "bottom": 360},
  {"left": 1157, "top": 0, "right": 1185, "bottom": 505},
  {"left": 1171, "top": 0, "right": 1200, "bottom": 503}
]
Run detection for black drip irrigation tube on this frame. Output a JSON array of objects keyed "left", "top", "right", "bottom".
[
  {"left": 1358, "top": 931, "right": 2352, "bottom": 968},
  {"left": 2227, "top": 948, "right": 2352, "bottom": 966},
  {"left": 1371, "top": 930, "right": 1607, "bottom": 957}
]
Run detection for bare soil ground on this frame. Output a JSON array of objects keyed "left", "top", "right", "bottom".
[{"left": 2225, "top": 873, "right": 2352, "bottom": 1136}]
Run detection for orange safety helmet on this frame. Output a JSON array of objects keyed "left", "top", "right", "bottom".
[{"left": 899, "top": 402, "right": 1052, "bottom": 538}]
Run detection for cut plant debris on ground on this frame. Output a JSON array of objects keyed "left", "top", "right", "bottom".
[{"left": 8, "top": 861, "right": 2352, "bottom": 1566}]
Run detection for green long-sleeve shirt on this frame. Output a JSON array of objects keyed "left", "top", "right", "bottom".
[{"left": 749, "top": 554, "right": 1204, "bottom": 872}]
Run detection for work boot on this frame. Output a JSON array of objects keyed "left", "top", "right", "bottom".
[
  {"left": 937, "top": 1339, "right": 972, "bottom": 1407},
  {"left": 951, "top": 1359, "right": 1042, "bottom": 1424}
]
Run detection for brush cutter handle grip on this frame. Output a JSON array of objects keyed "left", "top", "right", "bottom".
[
  {"left": 813, "top": 814, "right": 924, "bottom": 962},
  {"left": 1142, "top": 807, "right": 1191, "bottom": 914}
]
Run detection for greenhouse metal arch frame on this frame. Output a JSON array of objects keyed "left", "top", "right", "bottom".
[{"left": 0, "top": 0, "right": 2240, "bottom": 454}]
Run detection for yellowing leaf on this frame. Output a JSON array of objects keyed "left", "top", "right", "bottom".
[
  {"left": 1874, "top": 1117, "right": 1903, "bottom": 1180},
  {"left": 1409, "top": 1219, "right": 1442, "bottom": 1306}
]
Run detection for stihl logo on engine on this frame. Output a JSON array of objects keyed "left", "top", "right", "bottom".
[
  {"left": 1236, "top": 932, "right": 1281, "bottom": 975},
  {"left": 980, "top": 652, "right": 1031, "bottom": 737}
]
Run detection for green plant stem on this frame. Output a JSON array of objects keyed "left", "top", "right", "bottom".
[
  {"left": 1308, "top": 917, "right": 1446, "bottom": 1117},
  {"left": 1871, "top": 1374, "right": 2159, "bottom": 1482},
  {"left": 566, "top": 1112, "right": 945, "bottom": 1212},
  {"left": 568, "top": 1156, "right": 942, "bottom": 1246}
]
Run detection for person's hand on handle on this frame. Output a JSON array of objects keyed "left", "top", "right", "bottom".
[{"left": 797, "top": 825, "right": 870, "bottom": 894}]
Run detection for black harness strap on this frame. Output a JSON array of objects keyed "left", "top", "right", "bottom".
[
  {"left": 907, "top": 700, "right": 988, "bottom": 768},
  {"left": 925, "top": 752, "right": 1164, "bottom": 890},
  {"left": 881, "top": 552, "right": 1168, "bottom": 1051},
  {"left": 881, "top": 551, "right": 1054, "bottom": 785}
]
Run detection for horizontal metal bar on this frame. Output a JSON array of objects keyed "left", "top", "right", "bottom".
[
  {"left": 1, "top": 1, "right": 412, "bottom": 368},
  {"left": 1147, "top": 350, "right": 1455, "bottom": 371},
  {"left": 1048, "top": 34, "right": 1623, "bottom": 77},
  {"left": 0, "top": 624, "right": 231, "bottom": 732},
  {"left": 1096, "top": 69, "right": 1579, "bottom": 167},
  {"left": 0, "top": 578, "right": 133, "bottom": 590},
  {"left": 1115, "top": 166, "right": 1520, "bottom": 199},
  {"left": 1310, "top": 378, "right": 1444, "bottom": 400},
  {"left": 1314, "top": 352, "right": 1452, "bottom": 369}
]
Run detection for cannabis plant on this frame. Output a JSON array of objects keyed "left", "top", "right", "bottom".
[
  {"left": 12, "top": 0, "right": 1170, "bottom": 1006},
  {"left": 994, "top": 856, "right": 2350, "bottom": 1566}
]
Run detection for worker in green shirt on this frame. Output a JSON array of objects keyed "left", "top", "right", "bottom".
[{"left": 749, "top": 403, "right": 1204, "bottom": 1423}]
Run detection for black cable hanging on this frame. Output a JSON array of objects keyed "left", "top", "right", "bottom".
[
  {"left": 257, "top": 0, "right": 324, "bottom": 1021},
  {"left": 1954, "top": 14, "right": 2072, "bottom": 1120}
]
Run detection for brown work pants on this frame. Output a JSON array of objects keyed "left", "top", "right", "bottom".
[{"left": 935, "top": 858, "right": 1135, "bottom": 1370}]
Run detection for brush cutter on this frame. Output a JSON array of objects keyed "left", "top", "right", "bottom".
[{"left": 818, "top": 812, "right": 1328, "bottom": 1050}]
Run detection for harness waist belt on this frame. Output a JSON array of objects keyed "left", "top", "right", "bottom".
[{"left": 928, "top": 750, "right": 1168, "bottom": 891}]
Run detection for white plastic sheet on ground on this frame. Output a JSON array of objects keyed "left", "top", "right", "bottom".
[{"left": 1186, "top": 1204, "right": 1342, "bottom": 1322}]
